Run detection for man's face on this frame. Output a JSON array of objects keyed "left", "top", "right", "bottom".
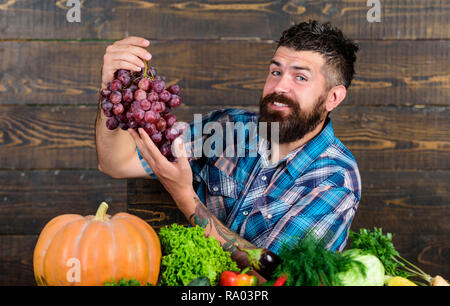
[{"left": 259, "top": 46, "right": 330, "bottom": 144}]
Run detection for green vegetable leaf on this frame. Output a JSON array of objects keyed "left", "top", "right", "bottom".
[
  {"left": 104, "top": 278, "right": 152, "bottom": 286},
  {"left": 349, "top": 227, "right": 410, "bottom": 278},
  {"left": 158, "top": 224, "right": 239, "bottom": 286},
  {"left": 187, "top": 276, "right": 211, "bottom": 286},
  {"left": 272, "top": 233, "right": 364, "bottom": 286}
]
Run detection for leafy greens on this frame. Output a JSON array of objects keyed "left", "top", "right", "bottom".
[
  {"left": 158, "top": 224, "right": 239, "bottom": 286},
  {"left": 271, "top": 233, "right": 366, "bottom": 286}
]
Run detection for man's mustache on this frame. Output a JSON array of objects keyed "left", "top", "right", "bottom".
[{"left": 260, "top": 92, "right": 297, "bottom": 109}]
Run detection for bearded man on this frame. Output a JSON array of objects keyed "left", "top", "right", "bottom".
[{"left": 95, "top": 20, "right": 361, "bottom": 277}]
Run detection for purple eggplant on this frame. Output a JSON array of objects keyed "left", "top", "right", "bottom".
[{"left": 237, "top": 246, "right": 281, "bottom": 279}]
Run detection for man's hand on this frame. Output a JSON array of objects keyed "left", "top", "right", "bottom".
[
  {"left": 127, "top": 127, "right": 261, "bottom": 270},
  {"left": 127, "top": 127, "right": 194, "bottom": 205},
  {"left": 101, "top": 36, "right": 152, "bottom": 89}
]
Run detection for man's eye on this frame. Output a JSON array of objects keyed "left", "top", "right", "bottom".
[
  {"left": 296, "top": 75, "right": 307, "bottom": 81},
  {"left": 271, "top": 71, "right": 281, "bottom": 76}
]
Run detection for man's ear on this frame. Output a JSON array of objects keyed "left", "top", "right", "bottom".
[{"left": 325, "top": 85, "right": 347, "bottom": 112}]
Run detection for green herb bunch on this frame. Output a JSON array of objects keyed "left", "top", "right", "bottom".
[
  {"left": 272, "top": 233, "right": 365, "bottom": 286},
  {"left": 349, "top": 227, "right": 409, "bottom": 278}
]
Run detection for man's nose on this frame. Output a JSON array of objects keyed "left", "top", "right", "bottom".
[{"left": 274, "top": 75, "right": 290, "bottom": 95}]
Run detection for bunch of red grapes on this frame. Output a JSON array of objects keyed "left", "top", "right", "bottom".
[{"left": 100, "top": 65, "right": 185, "bottom": 161}]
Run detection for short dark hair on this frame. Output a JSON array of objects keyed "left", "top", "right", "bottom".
[{"left": 277, "top": 20, "right": 359, "bottom": 89}]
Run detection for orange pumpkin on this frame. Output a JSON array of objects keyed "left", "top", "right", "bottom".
[{"left": 33, "top": 202, "right": 161, "bottom": 286}]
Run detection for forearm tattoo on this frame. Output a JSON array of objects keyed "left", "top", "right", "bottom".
[{"left": 188, "top": 196, "right": 255, "bottom": 266}]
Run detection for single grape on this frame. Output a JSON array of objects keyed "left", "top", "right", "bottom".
[
  {"left": 134, "top": 109, "right": 145, "bottom": 121},
  {"left": 113, "top": 103, "right": 124, "bottom": 115},
  {"left": 101, "top": 100, "right": 113, "bottom": 112},
  {"left": 138, "top": 78, "right": 152, "bottom": 91},
  {"left": 168, "top": 94, "right": 181, "bottom": 108},
  {"left": 140, "top": 99, "right": 151, "bottom": 111},
  {"left": 122, "top": 88, "right": 134, "bottom": 102},
  {"left": 164, "top": 114, "right": 177, "bottom": 127},
  {"left": 134, "top": 89, "right": 147, "bottom": 101},
  {"left": 144, "top": 110, "right": 158, "bottom": 123},
  {"left": 108, "top": 79, "right": 123, "bottom": 91},
  {"left": 106, "top": 117, "right": 119, "bottom": 130},
  {"left": 101, "top": 88, "right": 111, "bottom": 97},
  {"left": 117, "top": 74, "right": 131, "bottom": 87},
  {"left": 144, "top": 122, "right": 158, "bottom": 135},
  {"left": 159, "top": 90, "right": 171, "bottom": 102},
  {"left": 109, "top": 91, "right": 122, "bottom": 104},
  {"left": 152, "top": 79, "right": 165, "bottom": 93},
  {"left": 155, "top": 117, "right": 167, "bottom": 131},
  {"left": 151, "top": 131, "right": 163, "bottom": 143},
  {"left": 151, "top": 101, "right": 165, "bottom": 113},
  {"left": 167, "top": 84, "right": 180, "bottom": 95},
  {"left": 147, "top": 91, "right": 159, "bottom": 103},
  {"left": 165, "top": 127, "right": 179, "bottom": 141}
]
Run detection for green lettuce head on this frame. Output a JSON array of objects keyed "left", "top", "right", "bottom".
[{"left": 337, "top": 249, "right": 385, "bottom": 286}]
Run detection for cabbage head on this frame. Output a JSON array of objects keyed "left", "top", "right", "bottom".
[{"left": 337, "top": 249, "right": 385, "bottom": 286}]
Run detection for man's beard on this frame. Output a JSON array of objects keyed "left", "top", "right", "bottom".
[{"left": 258, "top": 92, "right": 328, "bottom": 144}]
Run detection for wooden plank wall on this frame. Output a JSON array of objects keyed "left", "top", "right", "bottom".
[{"left": 0, "top": 1, "right": 448, "bottom": 285}]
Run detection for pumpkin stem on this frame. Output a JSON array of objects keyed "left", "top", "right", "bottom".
[{"left": 94, "top": 202, "right": 109, "bottom": 221}]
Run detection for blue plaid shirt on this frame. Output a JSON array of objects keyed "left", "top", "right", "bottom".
[{"left": 138, "top": 108, "right": 361, "bottom": 254}]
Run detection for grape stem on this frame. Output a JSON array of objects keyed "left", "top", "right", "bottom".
[{"left": 144, "top": 61, "right": 155, "bottom": 82}]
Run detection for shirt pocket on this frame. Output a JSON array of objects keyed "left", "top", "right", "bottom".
[{"left": 197, "top": 164, "right": 241, "bottom": 221}]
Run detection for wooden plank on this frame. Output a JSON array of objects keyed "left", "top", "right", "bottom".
[
  {"left": 0, "top": 170, "right": 127, "bottom": 235},
  {"left": 0, "top": 105, "right": 97, "bottom": 169},
  {"left": 332, "top": 105, "right": 450, "bottom": 171},
  {"left": 127, "top": 179, "right": 187, "bottom": 230},
  {"left": 1, "top": 104, "right": 449, "bottom": 170},
  {"left": 0, "top": 235, "right": 37, "bottom": 286},
  {"left": 0, "top": 1, "right": 449, "bottom": 40},
  {"left": 1, "top": 40, "right": 448, "bottom": 107},
  {"left": 353, "top": 170, "right": 450, "bottom": 234}
]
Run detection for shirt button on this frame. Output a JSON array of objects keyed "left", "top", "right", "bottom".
[
  {"left": 267, "top": 214, "right": 272, "bottom": 219},
  {"left": 243, "top": 211, "right": 249, "bottom": 216},
  {"left": 261, "top": 175, "right": 267, "bottom": 181},
  {"left": 212, "top": 186, "right": 219, "bottom": 192}
]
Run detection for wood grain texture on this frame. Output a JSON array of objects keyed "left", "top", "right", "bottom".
[
  {"left": 1, "top": 40, "right": 448, "bottom": 107},
  {"left": 1, "top": 0, "right": 449, "bottom": 285},
  {"left": 0, "top": 235, "right": 37, "bottom": 286},
  {"left": 0, "top": 170, "right": 127, "bottom": 234},
  {"left": 0, "top": 1, "right": 448, "bottom": 40},
  {"left": 1, "top": 104, "right": 449, "bottom": 171}
]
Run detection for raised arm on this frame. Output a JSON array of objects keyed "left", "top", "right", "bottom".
[{"left": 95, "top": 36, "right": 153, "bottom": 179}]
